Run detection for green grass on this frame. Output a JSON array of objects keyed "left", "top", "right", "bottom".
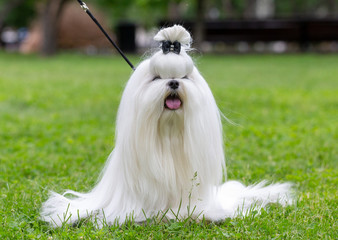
[{"left": 0, "top": 51, "right": 337, "bottom": 239}]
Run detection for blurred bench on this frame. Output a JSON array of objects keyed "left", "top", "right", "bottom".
[{"left": 160, "top": 19, "right": 338, "bottom": 50}]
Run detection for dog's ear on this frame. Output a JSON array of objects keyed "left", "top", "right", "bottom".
[{"left": 154, "top": 25, "right": 192, "bottom": 50}]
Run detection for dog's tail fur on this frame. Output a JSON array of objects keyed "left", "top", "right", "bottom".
[
  {"left": 40, "top": 191, "right": 98, "bottom": 227},
  {"left": 205, "top": 180, "right": 294, "bottom": 220}
]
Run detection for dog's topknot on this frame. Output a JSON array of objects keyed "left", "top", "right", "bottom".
[
  {"left": 154, "top": 25, "right": 192, "bottom": 48},
  {"left": 149, "top": 25, "right": 194, "bottom": 79}
]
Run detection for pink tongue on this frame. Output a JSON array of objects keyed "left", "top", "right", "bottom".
[{"left": 166, "top": 98, "right": 181, "bottom": 110}]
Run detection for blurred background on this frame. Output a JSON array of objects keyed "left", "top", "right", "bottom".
[{"left": 1, "top": 0, "right": 338, "bottom": 55}]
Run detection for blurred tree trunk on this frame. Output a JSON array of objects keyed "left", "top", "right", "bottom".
[
  {"left": 194, "top": 0, "right": 206, "bottom": 49},
  {"left": 326, "top": 0, "right": 337, "bottom": 17},
  {"left": 244, "top": 0, "right": 257, "bottom": 18},
  {"left": 291, "top": 0, "right": 301, "bottom": 17},
  {"left": 168, "top": 1, "right": 180, "bottom": 21},
  {"left": 222, "top": 0, "right": 235, "bottom": 18},
  {"left": 40, "top": 0, "right": 67, "bottom": 56}
]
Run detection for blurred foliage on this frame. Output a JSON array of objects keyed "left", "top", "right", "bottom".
[
  {"left": 0, "top": 0, "right": 337, "bottom": 29},
  {"left": 92, "top": 0, "right": 194, "bottom": 28},
  {"left": 275, "top": 0, "right": 326, "bottom": 17},
  {"left": 92, "top": 0, "right": 337, "bottom": 28},
  {"left": 0, "top": 0, "right": 36, "bottom": 27}
]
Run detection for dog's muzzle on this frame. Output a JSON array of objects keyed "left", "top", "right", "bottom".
[{"left": 164, "top": 80, "right": 182, "bottom": 110}]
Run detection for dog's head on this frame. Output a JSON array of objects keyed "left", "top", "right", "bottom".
[
  {"left": 149, "top": 25, "right": 193, "bottom": 112},
  {"left": 118, "top": 25, "right": 216, "bottom": 122}
]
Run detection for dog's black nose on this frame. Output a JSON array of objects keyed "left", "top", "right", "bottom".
[{"left": 168, "top": 80, "right": 179, "bottom": 90}]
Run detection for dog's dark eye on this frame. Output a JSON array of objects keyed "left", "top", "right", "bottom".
[
  {"left": 182, "top": 75, "right": 189, "bottom": 79},
  {"left": 152, "top": 76, "right": 161, "bottom": 81}
]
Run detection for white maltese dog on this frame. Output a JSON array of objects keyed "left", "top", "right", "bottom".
[{"left": 41, "top": 25, "right": 293, "bottom": 227}]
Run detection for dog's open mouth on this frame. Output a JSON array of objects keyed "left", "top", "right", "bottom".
[{"left": 165, "top": 93, "right": 182, "bottom": 110}]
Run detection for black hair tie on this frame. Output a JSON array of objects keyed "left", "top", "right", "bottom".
[{"left": 161, "top": 40, "right": 181, "bottom": 54}]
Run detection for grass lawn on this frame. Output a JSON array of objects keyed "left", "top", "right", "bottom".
[{"left": 0, "top": 51, "right": 337, "bottom": 239}]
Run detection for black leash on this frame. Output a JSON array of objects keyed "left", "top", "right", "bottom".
[{"left": 76, "top": 0, "right": 135, "bottom": 70}]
